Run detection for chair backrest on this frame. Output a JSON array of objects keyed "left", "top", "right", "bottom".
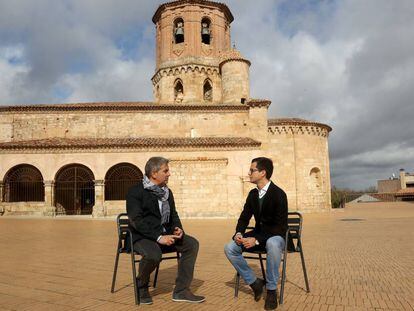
[
  {"left": 287, "top": 212, "right": 303, "bottom": 252},
  {"left": 116, "top": 213, "right": 132, "bottom": 252}
]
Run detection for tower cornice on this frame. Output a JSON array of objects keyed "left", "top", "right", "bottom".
[
  {"left": 152, "top": 64, "right": 220, "bottom": 85},
  {"left": 152, "top": 0, "right": 234, "bottom": 24}
]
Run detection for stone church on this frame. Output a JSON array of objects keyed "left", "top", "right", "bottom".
[{"left": 0, "top": 0, "right": 332, "bottom": 218}]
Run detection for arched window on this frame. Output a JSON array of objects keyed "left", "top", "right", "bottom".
[
  {"left": 174, "top": 18, "right": 184, "bottom": 44},
  {"left": 310, "top": 167, "right": 322, "bottom": 188},
  {"left": 174, "top": 79, "right": 184, "bottom": 103},
  {"left": 201, "top": 18, "right": 211, "bottom": 44},
  {"left": 203, "top": 79, "right": 213, "bottom": 102},
  {"left": 54, "top": 164, "right": 95, "bottom": 215},
  {"left": 105, "top": 163, "right": 143, "bottom": 200},
  {"left": 3, "top": 164, "right": 44, "bottom": 202}
]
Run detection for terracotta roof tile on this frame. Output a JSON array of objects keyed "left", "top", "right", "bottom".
[
  {"left": 247, "top": 99, "right": 271, "bottom": 107},
  {"left": 268, "top": 118, "right": 332, "bottom": 132},
  {"left": 0, "top": 137, "right": 261, "bottom": 151},
  {"left": 395, "top": 188, "right": 414, "bottom": 196},
  {"left": 0, "top": 102, "right": 249, "bottom": 113}
]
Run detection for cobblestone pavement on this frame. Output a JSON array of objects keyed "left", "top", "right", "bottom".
[{"left": 0, "top": 202, "right": 413, "bottom": 310}]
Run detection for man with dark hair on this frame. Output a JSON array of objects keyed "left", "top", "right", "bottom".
[
  {"left": 224, "top": 157, "right": 288, "bottom": 310},
  {"left": 126, "top": 156, "right": 205, "bottom": 305}
]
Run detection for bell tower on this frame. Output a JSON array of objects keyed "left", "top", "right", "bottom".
[{"left": 152, "top": 0, "right": 249, "bottom": 104}]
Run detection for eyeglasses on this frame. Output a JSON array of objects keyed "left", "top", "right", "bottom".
[{"left": 249, "top": 168, "right": 259, "bottom": 174}]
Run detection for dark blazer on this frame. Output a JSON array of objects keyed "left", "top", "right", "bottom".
[
  {"left": 126, "top": 182, "right": 183, "bottom": 243},
  {"left": 235, "top": 181, "right": 288, "bottom": 245}
]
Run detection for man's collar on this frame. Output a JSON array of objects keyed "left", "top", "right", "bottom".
[{"left": 257, "top": 180, "right": 271, "bottom": 192}]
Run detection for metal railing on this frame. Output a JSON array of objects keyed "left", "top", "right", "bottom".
[
  {"left": 54, "top": 181, "right": 95, "bottom": 215},
  {"left": 105, "top": 179, "right": 137, "bottom": 201},
  {"left": 2, "top": 181, "right": 44, "bottom": 202}
]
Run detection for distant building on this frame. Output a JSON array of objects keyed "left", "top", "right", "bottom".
[
  {"left": 378, "top": 169, "right": 414, "bottom": 201},
  {"left": 349, "top": 194, "right": 380, "bottom": 204}
]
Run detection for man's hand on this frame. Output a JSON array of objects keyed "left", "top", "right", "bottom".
[
  {"left": 234, "top": 233, "right": 243, "bottom": 245},
  {"left": 173, "top": 227, "right": 183, "bottom": 239},
  {"left": 158, "top": 235, "right": 181, "bottom": 246},
  {"left": 242, "top": 237, "right": 257, "bottom": 249}
]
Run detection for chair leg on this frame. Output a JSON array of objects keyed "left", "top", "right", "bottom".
[
  {"left": 279, "top": 249, "right": 288, "bottom": 304},
  {"left": 298, "top": 240, "right": 310, "bottom": 293},
  {"left": 234, "top": 272, "right": 240, "bottom": 297},
  {"left": 130, "top": 251, "right": 140, "bottom": 305},
  {"left": 258, "top": 253, "right": 266, "bottom": 281},
  {"left": 110, "top": 241, "right": 122, "bottom": 293},
  {"left": 153, "top": 263, "right": 160, "bottom": 288}
]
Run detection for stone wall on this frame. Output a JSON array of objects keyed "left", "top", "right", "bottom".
[
  {"left": 154, "top": 65, "right": 222, "bottom": 104},
  {"left": 267, "top": 124, "right": 331, "bottom": 212},
  {"left": 154, "top": 2, "right": 231, "bottom": 68},
  {"left": 221, "top": 60, "right": 250, "bottom": 104},
  {"left": 168, "top": 158, "right": 229, "bottom": 217},
  {"left": 0, "top": 109, "right": 251, "bottom": 142},
  {"left": 378, "top": 179, "right": 401, "bottom": 193}
]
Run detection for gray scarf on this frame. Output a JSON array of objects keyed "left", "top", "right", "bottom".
[{"left": 142, "top": 175, "right": 170, "bottom": 225}]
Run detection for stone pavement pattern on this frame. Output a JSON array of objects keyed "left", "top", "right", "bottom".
[{"left": 0, "top": 202, "right": 413, "bottom": 311}]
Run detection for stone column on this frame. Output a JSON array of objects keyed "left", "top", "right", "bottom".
[
  {"left": 0, "top": 181, "right": 4, "bottom": 202},
  {"left": 92, "top": 180, "right": 105, "bottom": 217},
  {"left": 43, "top": 181, "right": 56, "bottom": 216},
  {"left": 0, "top": 181, "right": 4, "bottom": 215}
]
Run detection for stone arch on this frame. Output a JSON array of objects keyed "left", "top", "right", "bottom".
[
  {"left": 105, "top": 163, "right": 143, "bottom": 201},
  {"left": 54, "top": 164, "right": 95, "bottom": 215},
  {"left": 174, "top": 79, "right": 184, "bottom": 103},
  {"left": 203, "top": 79, "right": 213, "bottom": 102},
  {"left": 173, "top": 17, "right": 184, "bottom": 44},
  {"left": 310, "top": 167, "right": 322, "bottom": 188},
  {"left": 3, "top": 164, "right": 44, "bottom": 202}
]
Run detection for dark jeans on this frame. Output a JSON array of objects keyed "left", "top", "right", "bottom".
[{"left": 133, "top": 234, "right": 199, "bottom": 293}]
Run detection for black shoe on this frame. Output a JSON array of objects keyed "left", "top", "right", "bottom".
[
  {"left": 249, "top": 278, "right": 265, "bottom": 301},
  {"left": 135, "top": 278, "right": 153, "bottom": 305},
  {"left": 172, "top": 289, "right": 205, "bottom": 303},
  {"left": 264, "top": 290, "right": 278, "bottom": 310}
]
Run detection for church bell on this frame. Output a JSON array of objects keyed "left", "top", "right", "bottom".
[
  {"left": 175, "top": 26, "right": 184, "bottom": 35},
  {"left": 201, "top": 25, "right": 210, "bottom": 35}
]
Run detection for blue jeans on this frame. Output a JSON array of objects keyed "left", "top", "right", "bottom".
[{"left": 224, "top": 236, "right": 285, "bottom": 290}]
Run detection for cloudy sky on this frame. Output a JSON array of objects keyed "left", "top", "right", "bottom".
[{"left": 0, "top": 0, "right": 413, "bottom": 189}]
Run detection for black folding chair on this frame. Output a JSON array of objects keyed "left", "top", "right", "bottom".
[
  {"left": 234, "top": 211, "right": 310, "bottom": 304},
  {"left": 110, "top": 213, "right": 180, "bottom": 305}
]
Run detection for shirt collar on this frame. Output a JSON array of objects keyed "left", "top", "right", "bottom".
[{"left": 257, "top": 180, "right": 271, "bottom": 193}]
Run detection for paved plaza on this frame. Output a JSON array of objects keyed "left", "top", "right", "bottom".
[{"left": 0, "top": 202, "right": 413, "bottom": 310}]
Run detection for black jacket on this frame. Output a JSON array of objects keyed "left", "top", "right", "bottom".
[
  {"left": 235, "top": 181, "right": 288, "bottom": 244},
  {"left": 126, "top": 183, "right": 183, "bottom": 243}
]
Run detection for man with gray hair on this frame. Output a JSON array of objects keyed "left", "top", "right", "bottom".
[{"left": 126, "top": 156, "right": 204, "bottom": 305}]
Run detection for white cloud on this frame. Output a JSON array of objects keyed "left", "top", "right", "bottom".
[
  {"left": 0, "top": 45, "right": 31, "bottom": 104},
  {"left": 56, "top": 57, "right": 154, "bottom": 102}
]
